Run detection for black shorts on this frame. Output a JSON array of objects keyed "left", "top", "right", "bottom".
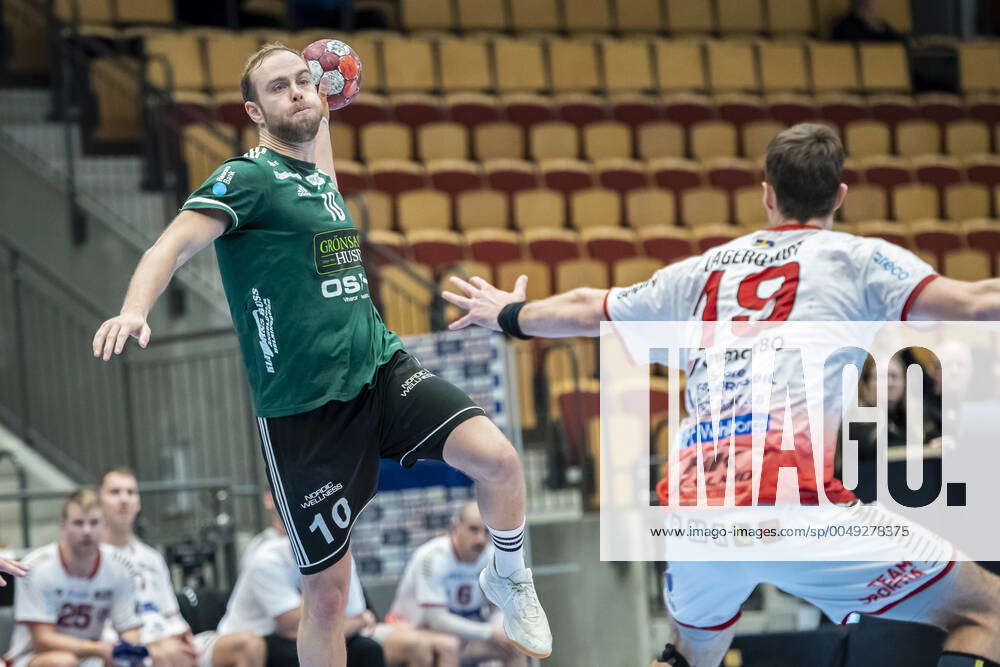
[{"left": 255, "top": 350, "right": 485, "bottom": 575}]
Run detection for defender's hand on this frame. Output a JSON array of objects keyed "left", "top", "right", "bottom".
[
  {"left": 0, "top": 555, "right": 27, "bottom": 584},
  {"left": 92, "top": 313, "right": 151, "bottom": 360},
  {"left": 442, "top": 275, "right": 528, "bottom": 332}
]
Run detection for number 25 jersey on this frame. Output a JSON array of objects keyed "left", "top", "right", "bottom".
[{"left": 604, "top": 224, "right": 938, "bottom": 505}]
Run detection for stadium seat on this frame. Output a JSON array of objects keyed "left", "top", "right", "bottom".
[
  {"left": 681, "top": 187, "right": 730, "bottom": 226},
  {"left": 968, "top": 94, "right": 1000, "bottom": 127},
  {"left": 766, "top": 94, "right": 819, "bottom": 126},
  {"left": 378, "top": 263, "right": 433, "bottom": 336},
  {"left": 438, "top": 37, "right": 493, "bottom": 92},
  {"left": 330, "top": 123, "right": 357, "bottom": 162},
  {"left": 367, "top": 229, "right": 410, "bottom": 264},
  {"left": 474, "top": 122, "right": 525, "bottom": 161},
  {"left": 917, "top": 93, "right": 966, "bottom": 125},
  {"left": 427, "top": 160, "right": 482, "bottom": 199},
  {"left": 116, "top": 0, "right": 173, "bottom": 23},
  {"left": 692, "top": 224, "right": 741, "bottom": 252},
  {"left": 485, "top": 159, "right": 539, "bottom": 195},
  {"left": 690, "top": 121, "right": 739, "bottom": 160},
  {"left": 205, "top": 32, "right": 260, "bottom": 93},
  {"left": 389, "top": 94, "right": 446, "bottom": 130},
  {"left": 514, "top": 188, "right": 566, "bottom": 230},
  {"left": 397, "top": 189, "right": 452, "bottom": 232},
  {"left": 564, "top": 0, "right": 612, "bottom": 32},
  {"left": 369, "top": 159, "right": 427, "bottom": 197},
  {"left": 557, "top": 258, "right": 609, "bottom": 292},
  {"left": 706, "top": 158, "right": 759, "bottom": 194},
  {"left": 350, "top": 191, "right": 392, "bottom": 230},
  {"left": 649, "top": 158, "right": 704, "bottom": 218},
  {"left": 944, "top": 183, "right": 991, "bottom": 221},
  {"left": 456, "top": 189, "right": 510, "bottom": 230},
  {"left": 340, "top": 33, "right": 382, "bottom": 92},
  {"left": 417, "top": 122, "right": 468, "bottom": 162},
  {"left": 637, "top": 121, "right": 685, "bottom": 160},
  {"left": 913, "top": 155, "right": 963, "bottom": 190},
  {"left": 524, "top": 228, "right": 582, "bottom": 272},
  {"left": 615, "top": 0, "right": 666, "bottom": 32},
  {"left": 626, "top": 188, "right": 677, "bottom": 228},
  {"left": 959, "top": 44, "right": 1000, "bottom": 94},
  {"left": 862, "top": 156, "right": 913, "bottom": 191},
  {"left": 382, "top": 36, "right": 436, "bottom": 93},
  {"left": 734, "top": 186, "right": 768, "bottom": 228},
  {"left": 530, "top": 121, "right": 580, "bottom": 160},
  {"left": 88, "top": 57, "right": 143, "bottom": 144},
  {"left": 717, "top": 95, "right": 768, "bottom": 129},
  {"left": 859, "top": 43, "right": 910, "bottom": 93},
  {"left": 581, "top": 226, "right": 639, "bottom": 282},
  {"left": 855, "top": 220, "right": 910, "bottom": 249},
  {"left": 613, "top": 256, "right": 662, "bottom": 286},
  {"left": 595, "top": 159, "right": 649, "bottom": 199},
  {"left": 54, "top": 0, "right": 114, "bottom": 24},
  {"left": 182, "top": 123, "right": 237, "bottom": 193},
  {"left": 549, "top": 38, "right": 602, "bottom": 94},
  {"left": 961, "top": 218, "right": 1000, "bottom": 274},
  {"left": 706, "top": 41, "right": 759, "bottom": 93},
  {"left": 336, "top": 92, "right": 390, "bottom": 129},
  {"left": 841, "top": 157, "right": 863, "bottom": 185},
  {"left": 844, "top": 120, "right": 891, "bottom": 158},
  {"left": 892, "top": 183, "right": 938, "bottom": 221},
  {"left": 465, "top": 228, "right": 522, "bottom": 268},
  {"left": 664, "top": 0, "right": 715, "bottom": 33},
  {"left": 808, "top": 42, "right": 859, "bottom": 93},
  {"left": 570, "top": 188, "right": 622, "bottom": 229},
  {"left": 455, "top": 0, "right": 506, "bottom": 31},
  {"left": 540, "top": 159, "right": 595, "bottom": 196},
  {"left": 765, "top": 0, "right": 818, "bottom": 35},
  {"left": 817, "top": 94, "right": 869, "bottom": 131},
  {"left": 583, "top": 121, "right": 631, "bottom": 160},
  {"left": 446, "top": 92, "right": 501, "bottom": 129},
  {"left": 945, "top": 120, "right": 991, "bottom": 157},
  {"left": 601, "top": 38, "right": 655, "bottom": 94},
  {"left": 758, "top": 41, "right": 810, "bottom": 93},
  {"left": 655, "top": 40, "right": 708, "bottom": 92},
  {"left": 870, "top": 94, "right": 918, "bottom": 128},
  {"left": 408, "top": 229, "right": 466, "bottom": 275},
  {"left": 332, "top": 160, "right": 368, "bottom": 194},
  {"left": 609, "top": 94, "right": 660, "bottom": 128},
  {"left": 895, "top": 119, "right": 941, "bottom": 157},
  {"left": 638, "top": 225, "right": 695, "bottom": 263},
  {"left": 361, "top": 121, "right": 412, "bottom": 162},
  {"left": 909, "top": 219, "right": 963, "bottom": 268},
  {"left": 840, "top": 184, "right": 889, "bottom": 223},
  {"left": 497, "top": 260, "right": 552, "bottom": 300},
  {"left": 742, "top": 120, "right": 785, "bottom": 159},
  {"left": 943, "top": 248, "right": 992, "bottom": 281},
  {"left": 965, "top": 155, "right": 1000, "bottom": 188},
  {"left": 662, "top": 93, "right": 714, "bottom": 128},
  {"left": 549, "top": 375, "right": 600, "bottom": 465},
  {"left": 555, "top": 94, "right": 607, "bottom": 127},
  {"left": 400, "top": 0, "right": 453, "bottom": 31},
  {"left": 509, "top": 0, "right": 560, "bottom": 32},
  {"left": 145, "top": 31, "right": 206, "bottom": 92},
  {"left": 717, "top": 0, "right": 765, "bottom": 34}
]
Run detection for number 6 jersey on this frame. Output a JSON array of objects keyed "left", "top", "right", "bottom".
[
  {"left": 603, "top": 224, "right": 938, "bottom": 505},
  {"left": 4, "top": 543, "right": 141, "bottom": 665}
]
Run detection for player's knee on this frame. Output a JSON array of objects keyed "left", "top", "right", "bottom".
[
  {"left": 479, "top": 440, "right": 521, "bottom": 484},
  {"left": 40, "top": 651, "right": 80, "bottom": 667},
  {"left": 305, "top": 582, "right": 347, "bottom": 623},
  {"left": 233, "top": 632, "right": 266, "bottom": 661},
  {"left": 434, "top": 634, "right": 460, "bottom": 657}
]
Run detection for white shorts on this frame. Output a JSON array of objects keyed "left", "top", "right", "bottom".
[
  {"left": 193, "top": 630, "right": 219, "bottom": 667},
  {"left": 664, "top": 503, "right": 959, "bottom": 629}
]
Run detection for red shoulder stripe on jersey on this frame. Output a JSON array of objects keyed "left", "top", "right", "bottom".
[
  {"left": 766, "top": 224, "right": 821, "bottom": 231},
  {"left": 674, "top": 610, "right": 743, "bottom": 631},
  {"left": 602, "top": 289, "right": 613, "bottom": 321},
  {"left": 839, "top": 557, "right": 956, "bottom": 624},
  {"left": 418, "top": 603, "right": 450, "bottom": 608},
  {"left": 901, "top": 274, "right": 939, "bottom": 321},
  {"left": 58, "top": 544, "right": 101, "bottom": 580}
]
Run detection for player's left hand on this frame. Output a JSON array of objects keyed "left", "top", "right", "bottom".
[
  {"left": 0, "top": 555, "right": 28, "bottom": 584},
  {"left": 442, "top": 274, "right": 528, "bottom": 331}
]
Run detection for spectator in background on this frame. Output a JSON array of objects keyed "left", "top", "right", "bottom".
[
  {"left": 385, "top": 502, "right": 525, "bottom": 666},
  {"left": 220, "top": 496, "right": 385, "bottom": 667},
  {"left": 99, "top": 468, "right": 266, "bottom": 667},
  {"left": 832, "top": 0, "right": 905, "bottom": 41},
  {"left": 3, "top": 490, "right": 144, "bottom": 667}
]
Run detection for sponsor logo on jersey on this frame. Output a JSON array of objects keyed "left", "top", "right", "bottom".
[
  {"left": 273, "top": 169, "right": 302, "bottom": 181},
  {"left": 301, "top": 481, "right": 344, "bottom": 509},
  {"left": 250, "top": 288, "right": 278, "bottom": 374},
  {"left": 872, "top": 249, "right": 910, "bottom": 280},
  {"left": 267, "top": 160, "right": 279, "bottom": 167},
  {"left": 297, "top": 184, "right": 310, "bottom": 197},
  {"left": 681, "top": 413, "right": 770, "bottom": 448},
  {"left": 245, "top": 147, "right": 267, "bottom": 159},
  {"left": 400, "top": 369, "right": 434, "bottom": 397},
  {"left": 753, "top": 238, "right": 775, "bottom": 247},
  {"left": 212, "top": 182, "right": 227, "bottom": 196},
  {"left": 305, "top": 172, "right": 325, "bottom": 189},
  {"left": 858, "top": 561, "right": 927, "bottom": 605},
  {"left": 314, "top": 229, "right": 362, "bottom": 275},
  {"left": 215, "top": 165, "right": 236, "bottom": 185}
]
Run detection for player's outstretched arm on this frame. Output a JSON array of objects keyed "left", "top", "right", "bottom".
[
  {"left": 907, "top": 276, "right": 1000, "bottom": 321},
  {"left": 313, "top": 88, "right": 338, "bottom": 190},
  {"left": 29, "top": 623, "right": 115, "bottom": 661},
  {"left": 92, "top": 209, "right": 228, "bottom": 360},
  {"left": 0, "top": 554, "right": 27, "bottom": 583},
  {"left": 442, "top": 275, "right": 607, "bottom": 337}
]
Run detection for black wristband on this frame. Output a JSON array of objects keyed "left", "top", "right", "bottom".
[{"left": 497, "top": 301, "right": 533, "bottom": 340}]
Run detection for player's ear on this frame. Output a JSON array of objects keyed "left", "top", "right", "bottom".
[
  {"left": 832, "top": 183, "right": 848, "bottom": 211},
  {"left": 761, "top": 182, "right": 775, "bottom": 211},
  {"left": 245, "top": 100, "right": 263, "bottom": 125}
]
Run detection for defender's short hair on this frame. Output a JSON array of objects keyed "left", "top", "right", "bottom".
[
  {"left": 99, "top": 467, "right": 137, "bottom": 490},
  {"left": 62, "top": 489, "right": 100, "bottom": 520},
  {"left": 240, "top": 42, "right": 301, "bottom": 104},
  {"left": 764, "top": 123, "right": 845, "bottom": 223}
]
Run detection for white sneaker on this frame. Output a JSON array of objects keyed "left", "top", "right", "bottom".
[{"left": 479, "top": 561, "right": 552, "bottom": 658}]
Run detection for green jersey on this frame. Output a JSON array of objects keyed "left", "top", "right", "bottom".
[{"left": 181, "top": 146, "right": 403, "bottom": 417}]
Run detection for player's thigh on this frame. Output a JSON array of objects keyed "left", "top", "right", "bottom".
[
  {"left": 378, "top": 351, "right": 486, "bottom": 467},
  {"left": 257, "top": 397, "right": 380, "bottom": 576},
  {"left": 26, "top": 652, "right": 80, "bottom": 667},
  {"left": 300, "top": 546, "right": 354, "bottom": 616},
  {"left": 874, "top": 560, "right": 1000, "bottom": 630},
  {"left": 209, "top": 631, "right": 264, "bottom": 667}
]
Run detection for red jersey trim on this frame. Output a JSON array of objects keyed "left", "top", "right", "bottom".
[
  {"left": 418, "top": 603, "right": 450, "bottom": 608},
  {"left": 766, "top": 224, "right": 821, "bottom": 231},
  {"left": 674, "top": 610, "right": 742, "bottom": 631},
  {"left": 900, "top": 274, "right": 939, "bottom": 322},
  {"left": 602, "top": 289, "right": 613, "bottom": 321},
  {"left": 58, "top": 544, "right": 101, "bottom": 580},
  {"left": 839, "top": 558, "right": 957, "bottom": 624}
]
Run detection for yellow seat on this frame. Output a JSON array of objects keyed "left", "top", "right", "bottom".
[
  {"left": 944, "top": 183, "right": 991, "bottom": 221},
  {"left": 89, "top": 57, "right": 143, "bottom": 143},
  {"left": 664, "top": 0, "right": 714, "bottom": 34},
  {"left": 417, "top": 122, "right": 469, "bottom": 162},
  {"left": 549, "top": 38, "right": 601, "bottom": 94},
  {"left": 943, "top": 248, "right": 991, "bottom": 281},
  {"left": 959, "top": 43, "right": 1000, "bottom": 94},
  {"left": 895, "top": 119, "right": 941, "bottom": 157},
  {"left": 706, "top": 40, "right": 759, "bottom": 94},
  {"left": 637, "top": 121, "right": 685, "bottom": 160},
  {"left": 438, "top": 37, "right": 492, "bottom": 93},
  {"left": 840, "top": 185, "right": 888, "bottom": 223},
  {"left": 383, "top": 36, "right": 436, "bottom": 92},
  {"left": 691, "top": 121, "right": 739, "bottom": 160},
  {"left": 509, "top": 0, "right": 560, "bottom": 32},
  {"left": 456, "top": 190, "right": 511, "bottom": 230},
  {"left": 564, "top": 0, "right": 612, "bottom": 32},
  {"left": 717, "top": 0, "right": 765, "bottom": 34},
  {"left": 945, "top": 120, "right": 991, "bottom": 157},
  {"left": 514, "top": 189, "right": 566, "bottom": 230},
  {"left": 742, "top": 120, "right": 784, "bottom": 159},
  {"left": 456, "top": 0, "right": 506, "bottom": 31},
  {"left": 859, "top": 43, "right": 910, "bottom": 93},
  {"left": 612, "top": 256, "right": 661, "bottom": 286},
  {"left": 497, "top": 259, "right": 552, "bottom": 298},
  {"left": 583, "top": 121, "right": 632, "bottom": 160},
  {"left": 348, "top": 191, "right": 393, "bottom": 230},
  {"left": 116, "top": 0, "right": 173, "bottom": 23},
  {"left": 734, "top": 186, "right": 767, "bottom": 227},
  {"left": 182, "top": 123, "right": 238, "bottom": 192},
  {"left": 360, "top": 121, "right": 412, "bottom": 162},
  {"left": 397, "top": 189, "right": 452, "bottom": 231},
  {"left": 474, "top": 122, "right": 525, "bottom": 161},
  {"left": 601, "top": 38, "right": 655, "bottom": 93},
  {"left": 759, "top": 41, "right": 810, "bottom": 93},
  {"left": 557, "top": 258, "right": 609, "bottom": 291},
  {"left": 655, "top": 40, "right": 707, "bottom": 92},
  {"left": 681, "top": 187, "right": 730, "bottom": 226},
  {"left": 378, "top": 263, "right": 434, "bottom": 336},
  {"left": 808, "top": 41, "right": 859, "bottom": 92},
  {"left": 626, "top": 187, "right": 676, "bottom": 228},
  {"left": 765, "top": 0, "right": 817, "bottom": 35},
  {"left": 494, "top": 38, "right": 548, "bottom": 93},
  {"left": 570, "top": 188, "right": 622, "bottom": 230},
  {"left": 892, "top": 183, "right": 939, "bottom": 222},
  {"left": 615, "top": 0, "right": 666, "bottom": 33},
  {"left": 844, "top": 120, "right": 891, "bottom": 158},
  {"left": 145, "top": 31, "right": 206, "bottom": 92},
  {"left": 205, "top": 31, "right": 261, "bottom": 93},
  {"left": 399, "top": 0, "right": 453, "bottom": 31},
  {"left": 530, "top": 121, "right": 580, "bottom": 161}
]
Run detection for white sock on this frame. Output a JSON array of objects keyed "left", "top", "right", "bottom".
[{"left": 488, "top": 519, "right": 526, "bottom": 577}]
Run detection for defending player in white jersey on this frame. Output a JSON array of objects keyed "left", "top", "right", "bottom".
[
  {"left": 3, "top": 490, "right": 145, "bottom": 667},
  {"left": 386, "top": 502, "right": 525, "bottom": 666},
  {"left": 98, "top": 468, "right": 265, "bottom": 667},
  {"left": 444, "top": 123, "right": 1000, "bottom": 667}
]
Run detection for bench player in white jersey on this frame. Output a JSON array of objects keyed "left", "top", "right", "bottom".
[
  {"left": 3, "top": 490, "right": 144, "bottom": 667},
  {"left": 386, "top": 502, "right": 525, "bottom": 666},
  {"left": 443, "top": 123, "right": 1000, "bottom": 667},
  {"left": 98, "top": 468, "right": 265, "bottom": 667}
]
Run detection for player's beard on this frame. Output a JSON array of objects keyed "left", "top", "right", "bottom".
[{"left": 263, "top": 104, "right": 322, "bottom": 144}]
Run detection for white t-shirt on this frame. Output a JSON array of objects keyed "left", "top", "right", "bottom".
[
  {"left": 605, "top": 225, "right": 938, "bottom": 504},
  {"left": 4, "top": 543, "right": 141, "bottom": 664},
  {"left": 105, "top": 538, "right": 189, "bottom": 644},
  {"left": 388, "top": 535, "right": 492, "bottom": 625}
]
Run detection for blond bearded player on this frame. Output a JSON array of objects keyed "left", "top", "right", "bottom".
[
  {"left": 444, "top": 124, "right": 1000, "bottom": 667},
  {"left": 91, "top": 43, "right": 551, "bottom": 667}
]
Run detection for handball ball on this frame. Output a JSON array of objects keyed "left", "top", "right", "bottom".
[{"left": 301, "top": 39, "right": 362, "bottom": 111}]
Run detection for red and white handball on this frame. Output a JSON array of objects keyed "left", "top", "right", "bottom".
[{"left": 301, "top": 39, "right": 362, "bottom": 111}]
